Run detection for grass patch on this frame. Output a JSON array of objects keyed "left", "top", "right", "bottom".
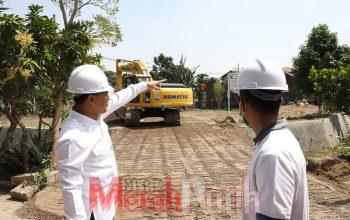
[{"left": 305, "top": 135, "right": 350, "bottom": 161}]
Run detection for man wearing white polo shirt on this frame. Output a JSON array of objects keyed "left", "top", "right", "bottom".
[{"left": 236, "top": 59, "right": 309, "bottom": 220}]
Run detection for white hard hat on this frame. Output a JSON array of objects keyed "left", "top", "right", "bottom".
[
  {"left": 236, "top": 58, "right": 288, "bottom": 92},
  {"left": 67, "top": 65, "right": 115, "bottom": 94}
]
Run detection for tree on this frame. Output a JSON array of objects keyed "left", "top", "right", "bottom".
[
  {"left": 213, "top": 81, "right": 224, "bottom": 109},
  {"left": 150, "top": 53, "right": 176, "bottom": 82},
  {"left": 309, "top": 66, "right": 350, "bottom": 114},
  {"left": 293, "top": 24, "right": 348, "bottom": 95},
  {"left": 25, "top": 5, "right": 59, "bottom": 141},
  {"left": 0, "top": 0, "right": 9, "bottom": 13},
  {"left": 175, "top": 55, "right": 197, "bottom": 88},
  {"left": 195, "top": 73, "right": 209, "bottom": 84},
  {"left": 338, "top": 45, "right": 350, "bottom": 65},
  {"left": 105, "top": 70, "right": 117, "bottom": 85},
  {"left": 0, "top": 12, "right": 39, "bottom": 171},
  {"left": 150, "top": 53, "right": 197, "bottom": 87},
  {"left": 0, "top": 4, "right": 63, "bottom": 172},
  {"left": 49, "top": 0, "right": 122, "bottom": 151},
  {"left": 52, "top": 0, "right": 121, "bottom": 45}
]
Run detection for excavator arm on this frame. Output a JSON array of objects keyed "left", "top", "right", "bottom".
[{"left": 115, "top": 59, "right": 151, "bottom": 91}]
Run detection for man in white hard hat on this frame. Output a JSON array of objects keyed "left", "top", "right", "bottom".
[
  {"left": 237, "top": 59, "right": 309, "bottom": 220},
  {"left": 55, "top": 65, "right": 165, "bottom": 220}
]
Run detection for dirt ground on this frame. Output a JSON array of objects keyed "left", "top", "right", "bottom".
[
  {"left": 307, "top": 156, "right": 350, "bottom": 194},
  {"left": 110, "top": 110, "right": 252, "bottom": 219},
  {"left": 0, "top": 104, "right": 319, "bottom": 128},
  {"left": 2, "top": 105, "right": 350, "bottom": 219},
  {"left": 279, "top": 104, "right": 319, "bottom": 120},
  {"left": 108, "top": 109, "right": 350, "bottom": 219}
]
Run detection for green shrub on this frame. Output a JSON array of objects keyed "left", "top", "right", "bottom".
[
  {"left": 337, "top": 135, "right": 350, "bottom": 161},
  {"left": 0, "top": 131, "right": 52, "bottom": 181},
  {"left": 309, "top": 66, "right": 350, "bottom": 114}
]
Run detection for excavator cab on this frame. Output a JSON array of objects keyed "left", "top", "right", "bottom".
[
  {"left": 123, "top": 75, "right": 150, "bottom": 87},
  {"left": 113, "top": 59, "right": 193, "bottom": 126},
  {"left": 123, "top": 74, "right": 137, "bottom": 87},
  {"left": 123, "top": 75, "right": 151, "bottom": 103}
]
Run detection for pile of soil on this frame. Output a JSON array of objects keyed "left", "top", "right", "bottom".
[
  {"left": 17, "top": 197, "right": 63, "bottom": 220},
  {"left": 279, "top": 105, "right": 319, "bottom": 120},
  {"left": 307, "top": 156, "right": 350, "bottom": 193},
  {"left": 213, "top": 116, "right": 237, "bottom": 127}
]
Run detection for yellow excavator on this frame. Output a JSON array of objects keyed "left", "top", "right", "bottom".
[{"left": 112, "top": 59, "right": 193, "bottom": 126}]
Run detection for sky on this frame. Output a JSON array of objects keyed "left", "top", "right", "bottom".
[{"left": 5, "top": 0, "right": 350, "bottom": 77}]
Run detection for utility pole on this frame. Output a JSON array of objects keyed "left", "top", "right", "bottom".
[
  {"left": 227, "top": 71, "right": 231, "bottom": 114},
  {"left": 227, "top": 63, "right": 239, "bottom": 114}
]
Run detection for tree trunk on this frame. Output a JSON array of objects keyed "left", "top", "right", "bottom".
[
  {"left": 14, "top": 116, "right": 30, "bottom": 172},
  {"left": 38, "top": 113, "right": 43, "bottom": 142},
  {"left": 50, "top": 69, "right": 62, "bottom": 168},
  {"left": 1, "top": 121, "right": 17, "bottom": 149},
  {"left": 0, "top": 108, "right": 18, "bottom": 149},
  {"left": 317, "top": 92, "right": 322, "bottom": 114},
  {"left": 50, "top": 49, "right": 68, "bottom": 168}
]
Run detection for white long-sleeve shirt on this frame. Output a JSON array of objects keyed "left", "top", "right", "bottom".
[{"left": 55, "top": 82, "right": 148, "bottom": 220}]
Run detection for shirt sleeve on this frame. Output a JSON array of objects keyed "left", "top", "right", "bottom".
[
  {"left": 55, "top": 138, "right": 93, "bottom": 220},
  {"left": 255, "top": 153, "right": 295, "bottom": 219},
  {"left": 102, "top": 81, "right": 148, "bottom": 119}
]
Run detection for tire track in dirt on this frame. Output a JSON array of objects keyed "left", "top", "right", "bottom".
[
  {"left": 131, "top": 134, "right": 157, "bottom": 177},
  {"left": 112, "top": 111, "right": 350, "bottom": 219},
  {"left": 120, "top": 130, "right": 148, "bottom": 176},
  {"left": 191, "top": 128, "right": 247, "bottom": 187},
  {"left": 171, "top": 126, "right": 218, "bottom": 219},
  {"left": 186, "top": 131, "right": 236, "bottom": 187},
  {"left": 110, "top": 128, "right": 133, "bottom": 145},
  {"left": 173, "top": 123, "right": 246, "bottom": 219},
  {"left": 307, "top": 175, "right": 350, "bottom": 219},
  {"left": 172, "top": 125, "right": 218, "bottom": 187}
]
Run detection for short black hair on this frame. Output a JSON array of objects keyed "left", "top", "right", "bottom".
[
  {"left": 73, "top": 94, "right": 90, "bottom": 106},
  {"left": 240, "top": 90, "right": 282, "bottom": 115}
]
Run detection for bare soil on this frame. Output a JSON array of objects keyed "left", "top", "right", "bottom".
[
  {"left": 307, "top": 157, "right": 350, "bottom": 195},
  {"left": 2, "top": 106, "right": 349, "bottom": 219},
  {"left": 279, "top": 105, "right": 319, "bottom": 120},
  {"left": 109, "top": 109, "right": 350, "bottom": 219}
]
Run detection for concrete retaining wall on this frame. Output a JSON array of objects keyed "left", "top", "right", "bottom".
[
  {"left": 246, "top": 114, "right": 350, "bottom": 152},
  {"left": 291, "top": 113, "right": 349, "bottom": 152},
  {"left": 0, "top": 127, "right": 50, "bottom": 149}
]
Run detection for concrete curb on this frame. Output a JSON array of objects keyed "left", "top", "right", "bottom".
[{"left": 246, "top": 113, "right": 350, "bottom": 152}]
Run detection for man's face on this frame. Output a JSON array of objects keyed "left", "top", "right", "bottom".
[{"left": 90, "top": 92, "right": 110, "bottom": 115}]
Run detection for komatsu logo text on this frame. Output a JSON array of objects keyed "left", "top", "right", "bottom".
[{"left": 163, "top": 94, "right": 189, "bottom": 99}]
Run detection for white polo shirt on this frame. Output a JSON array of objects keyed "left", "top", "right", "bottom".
[
  {"left": 55, "top": 82, "right": 148, "bottom": 220},
  {"left": 243, "top": 119, "right": 309, "bottom": 220}
]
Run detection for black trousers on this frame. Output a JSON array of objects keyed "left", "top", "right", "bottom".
[
  {"left": 90, "top": 212, "right": 114, "bottom": 220},
  {"left": 90, "top": 212, "right": 95, "bottom": 220}
]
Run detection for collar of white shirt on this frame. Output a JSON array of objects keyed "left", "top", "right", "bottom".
[
  {"left": 253, "top": 119, "right": 288, "bottom": 145},
  {"left": 70, "top": 110, "right": 101, "bottom": 129}
]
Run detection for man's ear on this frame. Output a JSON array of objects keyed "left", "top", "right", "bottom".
[
  {"left": 88, "top": 94, "right": 95, "bottom": 106},
  {"left": 240, "top": 98, "right": 248, "bottom": 112}
]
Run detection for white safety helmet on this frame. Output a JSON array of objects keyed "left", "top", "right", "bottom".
[
  {"left": 67, "top": 65, "right": 115, "bottom": 94},
  {"left": 237, "top": 58, "right": 288, "bottom": 92}
]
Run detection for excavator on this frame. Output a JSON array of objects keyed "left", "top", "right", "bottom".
[{"left": 111, "top": 59, "right": 193, "bottom": 126}]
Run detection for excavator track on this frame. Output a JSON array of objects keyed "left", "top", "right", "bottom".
[
  {"left": 125, "top": 109, "right": 141, "bottom": 127},
  {"left": 164, "top": 109, "right": 180, "bottom": 126}
]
